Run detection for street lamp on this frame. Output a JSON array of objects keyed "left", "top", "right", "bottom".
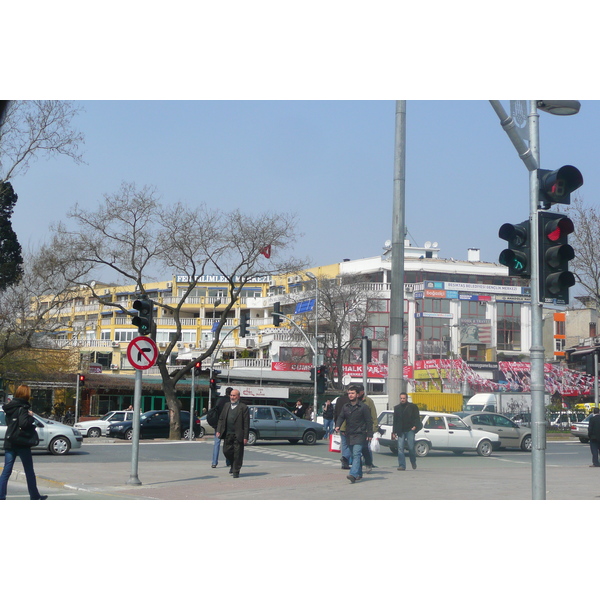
[
  {"left": 306, "top": 271, "right": 319, "bottom": 421},
  {"left": 536, "top": 100, "right": 581, "bottom": 116}
]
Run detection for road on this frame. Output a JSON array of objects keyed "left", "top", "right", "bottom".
[{"left": 4, "top": 436, "right": 600, "bottom": 500}]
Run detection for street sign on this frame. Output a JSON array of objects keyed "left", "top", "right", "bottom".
[{"left": 127, "top": 336, "right": 159, "bottom": 370}]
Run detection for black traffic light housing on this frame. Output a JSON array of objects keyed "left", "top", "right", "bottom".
[
  {"left": 316, "top": 365, "right": 327, "bottom": 394},
  {"left": 498, "top": 220, "right": 531, "bottom": 278},
  {"left": 210, "top": 369, "right": 221, "bottom": 395},
  {"left": 538, "top": 165, "right": 583, "bottom": 209},
  {"left": 538, "top": 211, "right": 575, "bottom": 304},
  {"left": 272, "top": 302, "right": 282, "bottom": 327},
  {"left": 240, "top": 312, "right": 250, "bottom": 337},
  {"left": 132, "top": 296, "right": 154, "bottom": 336},
  {"left": 78, "top": 374, "right": 85, "bottom": 386},
  {"left": 193, "top": 361, "right": 202, "bottom": 377},
  {"left": 363, "top": 336, "right": 372, "bottom": 363}
]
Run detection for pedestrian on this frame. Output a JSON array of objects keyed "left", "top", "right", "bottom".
[
  {"left": 304, "top": 404, "right": 314, "bottom": 421},
  {"left": 356, "top": 384, "right": 379, "bottom": 474},
  {"left": 211, "top": 387, "right": 233, "bottom": 468},
  {"left": 216, "top": 389, "right": 249, "bottom": 478},
  {"left": 334, "top": 391, "right": 352, "bottom": 469},
  {"left": 0, "top": 385, "right": 48, "bottom": 500},
  {"left": 293, "top": 400, "right": 305, "bottom": 418},
  {"left": 335, "top": 386, "right": 372, "bottom": 483},
  {"left": 588, "top": 407, "right": 600, "bottom": 467},
  {"left": 392, "top": 393, "right": 421, "bottom": 471},
  {"left": 322, "top": 398, "right": 335, "bottom": 439}
]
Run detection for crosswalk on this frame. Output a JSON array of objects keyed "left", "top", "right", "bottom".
[{"left": 246, "top": 445, "right": 340, "bottom": 465}]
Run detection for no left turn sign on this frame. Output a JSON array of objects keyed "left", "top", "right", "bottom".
[{"left": 127, "top": 336, "right": 159, "bottom": 370}]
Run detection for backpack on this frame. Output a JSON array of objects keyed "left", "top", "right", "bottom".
[{"left": 206, "top": 405, "right": 219, "bottom": 428}]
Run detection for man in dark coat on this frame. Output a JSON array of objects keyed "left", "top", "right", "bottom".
[
  {"left": 211, "top": 387, "right": 233, "bottom": 468},
  {"left": 335, "top": 387, "right": 372, "bottom": 483},
  {"left": 588, "top": 407, "right": 600, "bottom": 467},
  {"left": 216, "top": 389, "right": 249, "bottom": 478},
  {"left": 392, "top": 392, "right": 421, "bottom": 471}
]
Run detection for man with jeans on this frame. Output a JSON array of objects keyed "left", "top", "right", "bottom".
[
  {"left": 335, "top": 387, "right": 372, "bottom": 483},
  {"left": 392, "top": 393, "right": 421, "bottom": 471}
]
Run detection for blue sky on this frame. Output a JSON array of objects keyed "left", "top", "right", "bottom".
[{"left": 8, "top": 100, "right": 600, "bottom": 277}]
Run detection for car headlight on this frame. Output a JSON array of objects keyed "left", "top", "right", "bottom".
[{"left": 72, "top": 428, "right": 80, "bottom": 436}]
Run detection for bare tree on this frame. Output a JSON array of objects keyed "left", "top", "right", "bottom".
[
  {"left": 51, "top": 182, "right": 306, "bottom": 439},
  {"left": 568, "top": 196, "right": 600, "bottom": 307}
]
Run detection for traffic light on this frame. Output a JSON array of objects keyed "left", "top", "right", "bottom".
[
  {"left": 210, "top": 369, "right": 221, "bottom": 395},
  {"left": 193, "top": 361, "right": 202, "bottom": 377},
  {"left": 132, "top": 296, "right": 154, "bottom": 336},
  {"left": 309, "top": 367, "right": 315, "bottom": 381},
  {"left": 240, "top": 312, "right": 250, "bottom": 337},
  {"left": 498, "top": 220, "right": 531, "bottom": 278},
  {"left": 78, "top": 374, "right": 85, "bottom": 387},
  {"left": 316, "top": 365, "right": 327, "bottom": 394},
  {"left": 538, "top": 211, "right": 575, "bottom": 304},
  {"left": 363, "top": 336, "right": 372, "bottom": 363},
  {"left": 273, "top": 302, "right": 282, "bottom": 327},
  {"left": 538, "top": 165, "right": 583, "bottom": 209}
]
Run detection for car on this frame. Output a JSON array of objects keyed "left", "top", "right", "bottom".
[
  {"left": 74, "top": 410, "right": 135, "bottom": 437},
  {"left": 247, "top": 405, "right": 326, "bottom": 445},
  {"left": 571, "top": 414, "right": 593, "bottom": 443},
  {"left": 376, "top": 410, "right": 499, "bottom": 457},
  {"left": 106, "top": 410, "right": 200, "bottom": 440},
  {"left": 548, "top": 411, "right": 586, "bottom": 429},
  {"left": 0, "top": 407, "right": 83, "bottom": 455},
  {"left": 455, "top": 411, "right": 532, "bottom": 451},
  {"left": 198, "top": 415, "right": 215, "bottom": 438}
]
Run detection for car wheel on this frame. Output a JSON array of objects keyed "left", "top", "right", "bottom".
[
  {"left": 580, "top": 437, "right": 589, "bottom": 444},
  {"left": 49, "top": 436, "right": 71, "bottom": 455},
  {"left": 415, "top": 440, "right": 430, "bottom": 457},
  {"left": 125, "top": 429, "right": 133, "bottom": 441},
  {"left": 247, "top": 430, "right": 257, "bottom": 446},
  {"left": 302, "top": 430, "right": 317, "bottom": 445},
  {"left": 88, "top": 427, "right": 101, "bottom": 438},
  {"left": 198, "top": 427, "right": 205, "bottom": 439},
  {"left": 183, "top": 428, "right": 196, "bottom": 440},
  {"left": 476, "top": 439, "right": 493, "bottom": 457},
  {"left": 521, "top": 434, "right": 532, "bottom": 452},
  {"left": 288, "top": 439, "right": 299, "bottom": 444},
  {"left": 389, "top": 443, "right": 398, "bottom": 455}
]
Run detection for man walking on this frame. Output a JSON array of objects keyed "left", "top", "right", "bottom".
[
  {"left": 211, "top": 387, "right": 233, "bottom": 468},
  {"left": 216, "top": 389, "right": 249, "bottom": 478},
  {"left": 356, "top": 384, "right": 378, "bottom": 473},
  {"left": 392, "top": 393, "right": 421, "bottom": 471},
  {"left": 335, "top": 387, "right": 372, "bottom": 483},
  {"left": 334, "top": 390, "right": 352, "bottom": 469},
  {"left": 588, "top": 407, "right": 600, "bottom": 467}
]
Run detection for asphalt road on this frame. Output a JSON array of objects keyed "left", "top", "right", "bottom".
[{"left": 4, "top": 436, "right": 600, "bottom": 500}]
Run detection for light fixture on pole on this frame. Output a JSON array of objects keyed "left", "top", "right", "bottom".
[{"left": 306, "top": 271, "right": 319, "bottom": 421}]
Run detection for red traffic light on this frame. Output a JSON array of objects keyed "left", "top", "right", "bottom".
[{"left": 544, "top": 216, "right": 574, "bottom": 242}]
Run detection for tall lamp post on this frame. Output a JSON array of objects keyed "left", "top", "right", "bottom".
[{"left": 306, "top": 271, "right": 319, "bottom": 421}]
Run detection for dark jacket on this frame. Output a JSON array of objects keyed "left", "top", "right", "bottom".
[
  {"left": 323, "top": 402, "right": 334, "bottom": 420},
  {"left": 588, "top": 413, "right": 600, "bottom": 441},
  {"left": 335, "top": 401, "right": 373, "bottom": 446},
  {"left": 216, "top": 402, "right": 250, "bottom": 442},
  {"left": 3, "top": 398, "right": 36, "bottom": 450},
  {"left": 392, "top": 402, "right": 421, "bottom": 434}
]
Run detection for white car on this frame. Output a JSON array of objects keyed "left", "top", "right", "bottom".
[
  {"left": 0, "top": 408, "right": 83, "bottom": 455},
  {"left": 75, "top": 410, "right": 135, "bottom": 437},
  {"left": 377, "top": 410, "right": 500, "bottom": 457}
]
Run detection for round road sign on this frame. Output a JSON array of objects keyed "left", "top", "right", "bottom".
[{"left": 127, "top": 336, "right": 159, "bottom": 370}]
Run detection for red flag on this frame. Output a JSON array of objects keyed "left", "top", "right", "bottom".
[{"left": 260, "top": 245, "right": 271, "bottom": 259}]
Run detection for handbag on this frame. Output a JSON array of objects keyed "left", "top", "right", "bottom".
[
  {"left": 13, "top": 427, "right": 39, "bottom": 447},
  {"left": 370, "top": 432, "right": 381, "bottom": 453},
  {"left": 329, "top": 433, "right": 342, "bottom": 453}
]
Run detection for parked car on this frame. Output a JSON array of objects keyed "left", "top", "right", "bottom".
[
  {"left": 106, "top": 410, "right": 200, "bottom": 440},
  {"left": 455, "top": 412, "right": 532, "bottom": 451},
  {"left": 377, "top": 410, "right": 499, "bottom": 457},
  {"left": 75, "top": 410, "right": 135, "bottom": 437},
  {"left": 198, "top": 415, "right": 215, "bottom": 438},
  {"left": 0, "top": 407, "right": 83, "bottom": 455},
  {"left": 548, "top": 411, "right": 586, "bottom": 429},
  {"left": 247, "top": 405, "right": 326, "bottom": 445},
  {"left": 571, "top": 414, "right": 593, "bottom": 443}
]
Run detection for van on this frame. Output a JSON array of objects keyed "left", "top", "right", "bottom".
[{"left": 464, "top": 393, "right": 496, "bottom": 412}]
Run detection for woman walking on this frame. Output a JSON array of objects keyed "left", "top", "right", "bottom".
[{"left": 0, "top": 385, "right": 47, "bottom": 500}]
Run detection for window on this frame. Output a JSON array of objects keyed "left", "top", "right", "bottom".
[
  {"left": 425, "top": 416, "right": 445, "bottom": 429},
  {"left": 254, "top": 407, "right": 273, "bottom": 420},
  {"left": 446, "top": 416, "right": 468, "bottom": 430},
  {"left": 497, "top": 302, "right": 521, "bottom": 351},
  {"left": 114, "top": 330, "right": 135, "bottom": 342},
  {"left": 273, "top": 407, "right": 294, "bottom": 421}
]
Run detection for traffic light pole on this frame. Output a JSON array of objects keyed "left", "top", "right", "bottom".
[{"left": 127, "top": 368, "right": 143, "bottom": 485}]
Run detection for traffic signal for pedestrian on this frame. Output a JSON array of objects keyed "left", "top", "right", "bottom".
[
  {"left": 193, "top": 361, "right": 202, "bottom": 377},
  {"left": 78, "top": 374, "right": 85, "bottom": 386},
  {"left": 316, "top": 365, "right": 327, "bottom": 394},
  {"left": 498, "top": 220, "right": 531, "bottom": 278},
  {"left": 538, "top": 165, "right": 583, "bottom": 209},
  {"left": 272, "top": 302, "right": 282, "bottom": 327},
  {"left": 210, "top": 369, "right": 221, "bottom": 395},
  {"left": 240, "top": 312, "right": 250, "bottom": 337},
  {"left": 363, "top": 336, "right": 372, "bottom": 363},
  {"left": 538, "top": 211, "right": 575, "bottom": 304},
  {"left": 132, "top": 296, "right": 154, "bottom": 336}
]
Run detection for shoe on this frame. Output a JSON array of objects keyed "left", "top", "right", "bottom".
[
  {"left": 211, "top": 464, "right": 217, "bottom": 468},
  {"left": 590, "top": 465, "right": 600, "bottom": 467},
  {"left": 355, "top": 476, "right": 362, "bottom": 481},
  {"left": 366, "top": 466, "right": 372, "bottom": 474},
  {"left": 232, "top": 473, "right": 240, "bottom": 478},
  {"left": 411, "top": 462, "right": 417, "bottom": 470},
  {"left": 229, "top": 467, "right": 233, "bottom": 474},
  {"left": 346, "top": 475, "right": 356, "bottom": 483},
  {"left": 34, "top": 495, "right": 48, "bottom": 500},
  {"left": 341, "top": 458, "right": 350, "bottom": 470},
  {"left": 397, "top": 467, "right": 406, "bottom": 471}
]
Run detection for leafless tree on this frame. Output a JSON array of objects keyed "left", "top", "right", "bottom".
[
  {"left": 51, "top": 182, "right": 306, "bottom": 439},
  {"left": 567, "top": 196, "right": 600, "bottom": 307}
]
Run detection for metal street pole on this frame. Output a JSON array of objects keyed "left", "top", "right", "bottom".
[
  {"left": 189, "top": 367, "right": 195, "bottom": 442},
  {"left": 388, "top": 100, "right": 407, "bottom": 409},
  {"left": 306, "top": 271, "right": 319, "bottom": 421},
  {"left": 127, "top": 368, "right": 143, "bottom": 485}
]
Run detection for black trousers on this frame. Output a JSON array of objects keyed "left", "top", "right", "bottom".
[
  {"left": 591, "top": 439, "right": 600, "bottom": 467},
  {"left": 223, "top": 433, "right": 245, "bottom": 474}
]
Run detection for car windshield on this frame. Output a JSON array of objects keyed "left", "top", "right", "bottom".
[{"left": 100, "top": 413, "right": 114, "bottom": 421}]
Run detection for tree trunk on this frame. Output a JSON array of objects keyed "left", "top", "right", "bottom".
[{"left": 160, "top": 363, "right": 183, "bottom": 440}]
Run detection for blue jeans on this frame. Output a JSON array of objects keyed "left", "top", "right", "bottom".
[
  {"left": 212, "top": 434, "right": 231, "bottom": 466},
  {"left": 341, "top": 433, "right": 352, "bottom": 465},
  {"left": 323, "top": 419, "right": 334, "bottom": 439},
  {"left": 349, "top": 444, "right": 364, "bottom": 479},
  {"left": 0, "top": 447, "right": 43, "bottom": 500},
  {"left": 396, "top": 430, "right": 416, "bottom": 469}
]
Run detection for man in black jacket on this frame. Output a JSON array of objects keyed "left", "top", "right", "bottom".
[
  {"left": 335, "top": 388, "right": 372, "bottom": 483},
  {"left": 588, "top": 407, "right": 600, "bottom": 467},
  {"left": 392, "top": 393, "right": 421, "bottom": 471},
  {"left": 216, "top": 389, "right": 249, "bottom": 478}
]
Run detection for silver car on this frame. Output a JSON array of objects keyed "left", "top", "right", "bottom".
[
  {"left": 456, "top": 412, "right": 532, "bottom": 451},
  {"left": 0, "top": 407, "right": 83, "bottom": 455},
  {"left": 75, "top": 410, "right": 135, "bottom": 437},
  {"left": 570, "top": 414, "right": 592, "bottom": 443}
]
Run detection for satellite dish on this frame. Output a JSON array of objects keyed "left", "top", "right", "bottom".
[
  {"left": 383, "top": 240, "right": 392, "bottom": 249},
  {"left": 432, "top": 242, "right": 439, "bottom": 248},
  {"left": 424, "top": 241, "right": 432, "bottom": 249}
]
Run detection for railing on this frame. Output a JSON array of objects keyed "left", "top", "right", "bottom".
[{"left": 230, "top": 358, "right": 271, "bottom": 369}]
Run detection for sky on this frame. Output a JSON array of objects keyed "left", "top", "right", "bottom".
[{"left": 7, "top": 99, "right": 600, "bottom": 282}]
